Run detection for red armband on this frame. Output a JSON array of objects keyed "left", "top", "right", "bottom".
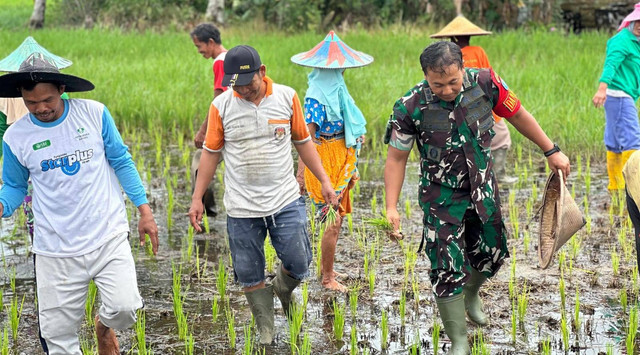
[{"left": 491, "top": 70, "right": 521, "bottom": 118}]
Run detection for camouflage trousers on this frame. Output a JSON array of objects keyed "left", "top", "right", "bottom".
[{"left": 423, "top": 208, "right": 509, "bottom": 297}]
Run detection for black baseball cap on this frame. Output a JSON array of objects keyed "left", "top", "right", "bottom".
[{"left": 221, "top": 45, "right": 262, "bottom": 87}]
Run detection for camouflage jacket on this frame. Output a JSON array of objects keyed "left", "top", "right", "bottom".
[{"left": 385, "top": 68, "right": 521, "bottom": 226}]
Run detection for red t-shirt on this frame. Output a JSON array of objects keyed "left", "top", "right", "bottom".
[{"left": 213, "top": 52, "right": 228, "bottom": 92}]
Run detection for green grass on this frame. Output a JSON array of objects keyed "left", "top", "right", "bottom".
[{"left": 0, "top": 13, "right": 617, "bottom": 158}]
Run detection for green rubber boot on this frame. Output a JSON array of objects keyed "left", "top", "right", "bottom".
[
  {"left": 463, "top": 269, "right": 489, "bottom": 326},
  {"left": 273, "top": 265, "right": 301, "bottom": 318},
  {"left": 245, "top": 285, "right": 275, "bottom": 345},
  {"left": 436, "top": 294, "right": 471, "bottom": 355}
]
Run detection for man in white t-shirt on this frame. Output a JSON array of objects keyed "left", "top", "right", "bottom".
[
  {"left": 0, "top": 53, "right": 159, "bottom": 355},
  {"left": 189, "top": 45, "right": 337, "bottom": 345}
]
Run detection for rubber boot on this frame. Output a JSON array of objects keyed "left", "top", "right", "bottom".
[
  {"left": 463, "top": 269, "right": 489, "bottom": 326},
  {"left": 245, "top": 285, "right": 275, "bottom": 345},
  {"left": 436, "top": 294, "right": 470, "bottom": 355},
  {"left": 607, "top": 151, "right": 622, "bottom": 190},
  {"left": 273, "top": 265, "right": 301, "bottom": 318}
]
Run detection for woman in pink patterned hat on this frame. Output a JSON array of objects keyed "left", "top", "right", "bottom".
[{"left": 592, "top": 3, "right": 640, "bottom": 191}]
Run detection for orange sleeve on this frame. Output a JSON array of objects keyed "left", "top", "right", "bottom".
[
  {"left": 203, "top": 104, "right": 224, "bottom": 151},
  {"left": 290, "top": 92, "right": 310, "bottom": 143}
]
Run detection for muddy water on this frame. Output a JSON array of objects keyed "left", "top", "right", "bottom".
[{"left": 0, "top": 155, "right": 636, "bottom": 354}]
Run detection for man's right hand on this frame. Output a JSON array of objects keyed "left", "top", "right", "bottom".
[
  {"left": 386, "top": 207, "right": 401, "bottom": 231},
  {"left": 194, "top": 129, "right": 206, "bottom": 149},
  {"left": 188, "top": 199, "right": 205, "bottom": 232}
]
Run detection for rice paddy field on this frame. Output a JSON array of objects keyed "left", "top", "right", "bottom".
[{"left": 1, "top": 1, "right": 639, "bottom": 354}]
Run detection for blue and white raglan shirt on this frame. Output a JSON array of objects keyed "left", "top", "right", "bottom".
[{"left": 0, "top": 99, "right": 148, "bottom": 257}]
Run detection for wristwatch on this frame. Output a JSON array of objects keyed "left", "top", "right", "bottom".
[{"left": 543, "top": 143, "right": 561, "bottom": 157}]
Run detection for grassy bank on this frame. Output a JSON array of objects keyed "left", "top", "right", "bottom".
[{"left": 0, "top": 4, "right": 614, "bottom": 160}]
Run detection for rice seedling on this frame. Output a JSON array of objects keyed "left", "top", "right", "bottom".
[
  {"left": 368, "top": 269, "right": 376, "bottom": 297},
  {"left": 203, "top": 209, "right": 211, "bottom": 234},
  {"left": 606, "top": 343, "right": 614, "bottom": 355},
  {"left": 365, "top": 216, "right": 393, "bottom": 232},
  {"left": 7, "top": 293, "right": 24, "bottom": 342},
  {"left": 243, "top": 323, "right": 254, "bottom": 355},
  {"left": 585, "top": 157, "right": 592, "bottom": 195},
  {"left": 154, "top": 131, "right": 162, "bottom": 168},
  {"left": 558, "top": 250, "right": 566, "bottom": 272},
  {"left": 309, "top": 204, "right": 317, "bottom": 235},
  {"left": 300, "top": 331, "right": 311, "bottom": 355},
  {"left": 405, "top": 198, "right": 412, "bottom": 219},
  {"left": 166, "top": 179, "right": 174, "bottom": 229},
  {"left": 315, "top": 229, "right": 323, "bottom": 278},
  {"left": 85, "top": 280, "right": 98, "bottom": 328},
  {"left": 347, "top": 213, "right": 353, "bottom": 235},
  {"left": 559, "top": 276, "right": 566, "bottom": 312},
  {"left": 184, "top": 332, "right": 194, "bottom": 355},
  {"left": 511, "top": 300, "right": 517, "bottom": 344},
  {"left": 80, "top": 335, "right": 96, "bottom": 354},
  {"left": 216, "top": 258, "right": 228, "bottom": 300},
  {"left": 370, "top": 191, "right": 377, "bottom": 215},
  {"left": 349, "top": 324, "right": 357, "bottom": 355},
  {"left": 471, "top": 329, "right": 490, "bottom": 355},
  {"left": 226, "top": 303, "right": 236, "bottom": 349},
  {"left": 523, "top": 230, "right": 531, "bottom": 255},
  {"left": 621, "top": 289, "right": 629, "bottom": 314},
  {"left": 432, "top": 319, "right": 441, "bottom": 355},
  {"left": 509, "top": 248, "right": 516, "bottom": 301},
  {"left": 626, "top": 304, "right": 638, "bottom": 355},
  {"left": 135, "top": 309, "right": 149, "bottom": 355},
  {"left": 541, "top": 337, "right": 551, "bottom": 355},
  {"left": 212, "top": 295, "right": 220, "bottom": 323},
  {"left": 561, "top": 311, "right": 569, "bottom": 352},
  {"left": 517, "top": 283, "right": 529, "bottom": 328},
  {"left": 399, "top": 289, "right": 407, "bottom": 326},
  {"left": 576, "top": 154, "right": 582, "bottom": 179},
  {"left": 411, "top": 277, "right": 420, "bottom": 308},
  {"left": 0, "top": 327, "right": 7, "bottom": 355},
  {"left": 264, "top": 236, "right": 276, "bottom": 273},
  {"left": 349, "top": 287, "right": 358, "bottom": 318},
  {"left": 381, "top": 308, "right": 388, "bottom": 350},
  {"left": 172, "top": 263, "right": 189, "bottom": 340},
  {"left": 301, "top": 282, "right": 309, "bottom": 312},
  {"left": 409, "top": 329, "right": 419, "bottom": 355},
  {"left": 573, "top": 287, "right": 581, "bottom": 333},
  {"left": 633, "top": 267, "right": 640, "bottom": 296},
  {"left": 288, "top": 302, "right": 304, "bottom": 352},
  {"left": 332, "top": 299, "right": 345, "bottom": 341},
  {"left": 184, "top": 224, "right": 195, "bottom": 261}
]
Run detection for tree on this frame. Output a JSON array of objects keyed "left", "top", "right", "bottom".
[
  {"left": 205, "top": 0, "right": 224, "bottom": 24},
  {"left": 30, "top": 0, "right": 46, "bottom": 29}
]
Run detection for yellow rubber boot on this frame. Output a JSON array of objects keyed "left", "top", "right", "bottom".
[{"left": 607, "top": 151, "right": 622, "bottom": 191}]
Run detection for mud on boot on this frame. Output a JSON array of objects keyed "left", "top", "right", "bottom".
[
  {"left": 436, "top": 294, "right": 471, "bottom": 355},
  {"left": 245, "top": 285, "right": 275, "bottom": 345},
  {"left": 463, "top": 269, "right": 489, "bottom": 326},
  {"left": 273, "top": 265, "right": 301, "bottom": 318}
]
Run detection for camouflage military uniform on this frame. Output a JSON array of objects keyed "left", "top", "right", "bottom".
[{"left": 385, "top": 68, "right": 522, "bottom": 297}]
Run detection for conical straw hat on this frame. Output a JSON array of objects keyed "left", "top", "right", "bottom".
[
  {"left": 430, "top": 15, "right": 492, "bottom": 38},
  {"left": 0, "top": 36, "right": 72, "bottom": 73},
  {"left": 538, "top": 170, "right": 586, "bottom": 269},
  {"left": 291, "top": 31, "right": 374, "bottom": 69}
]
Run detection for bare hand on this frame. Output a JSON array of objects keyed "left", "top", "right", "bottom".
[
  {"left": 386, "top": 207, "right": 403, "bottom": 242},
  {"left": 320, "top": 181, "right": 338, "bottom": 207},
  {"left": 194, "top": 129, "right": 206, "bottom": 149},
  {"left": 188, "top": 199, "right": 205, "bottom": 232},
  {"left": 138, "top": 205, "right": 159, "bottom": 255},
  {"left": 547, "top": 151, "right": 571, "bottom": 179},
  {"left": 592, "top": 90, "right": 606, "bottom": 108}
]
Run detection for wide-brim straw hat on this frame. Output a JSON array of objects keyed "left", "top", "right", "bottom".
[
  {"left": 0, "top": 36, "right": 72, "bottom": 73},
  {"left": 291, "top": 31, "right": 374, "bottom": 69},
  {"left": 619, "top": 3, "right": 640, "bottom": 31},
  {"left": 0, "top": 53, "right": 93, "bottom": 98},
  {"left": 430, "top": 15, "right": 492, "bottom": 38},
  {"left": 538, "top": 170, "right": 586, "bottom": 269}
]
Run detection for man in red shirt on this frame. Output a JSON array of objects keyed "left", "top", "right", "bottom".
[{"left": 190, "top": 23, "right": 228, "bottom": 215}]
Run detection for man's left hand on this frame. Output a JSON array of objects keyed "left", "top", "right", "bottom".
[
  {"left": 547, "top": 151, "right": 571, "bottom": 179},
  {"left": 138, "top": 204, "right": 159, "bottom": 255}
]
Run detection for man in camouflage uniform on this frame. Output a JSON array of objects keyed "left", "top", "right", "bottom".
[{"left": 384, "top": 41, "right": 570, "bottom": 354}]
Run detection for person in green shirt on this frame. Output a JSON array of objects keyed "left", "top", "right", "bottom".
[{"left": 592, "top": 3, "right": 640, "bottom": 191}]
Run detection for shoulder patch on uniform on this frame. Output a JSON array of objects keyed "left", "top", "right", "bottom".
[{"left": 503, "top": 91, "right": 518, "bottom": 112}]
